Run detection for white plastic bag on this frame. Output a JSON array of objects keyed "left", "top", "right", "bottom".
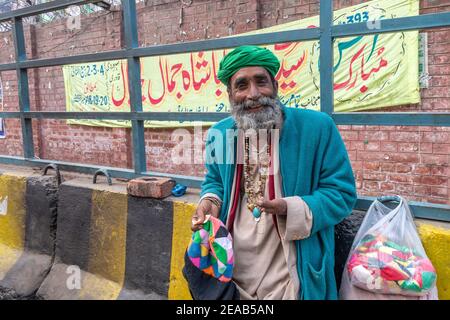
[{"left": 342, "top": 196, "right": 437, "bottom": 297}]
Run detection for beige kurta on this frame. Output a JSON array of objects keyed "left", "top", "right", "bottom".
[
  {"left": 199, "top": 129, "right": 314, "bottom": 300},
  {"left": 232, "top": 166, "right": 296, "bottom": 299},
  {"left": 227, "top": 130, "right": 313, "bottom": 300}
]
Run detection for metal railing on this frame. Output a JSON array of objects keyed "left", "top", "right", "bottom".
[
  {"left": 0, "top": 0, "right": 450, "bottom": 221},
  {"left": 0, "top": 0, "right": 117, "bottom": 32}
]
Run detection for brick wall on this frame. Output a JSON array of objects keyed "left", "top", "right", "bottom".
[{"left": 0, "top": 0, "right": 449, "bottom": 205}]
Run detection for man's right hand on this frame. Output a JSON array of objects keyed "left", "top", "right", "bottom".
[{"left": 191, "top": 198, "right": 221, "bottom": 231}]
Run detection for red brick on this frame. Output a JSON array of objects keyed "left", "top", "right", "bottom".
[
  {"left": 414, "top": 186, "right": 431, "bottom": 197},
  {"left": 351, "top": 160, "right": 362, "bottom": 170},
  {"left": 127, "top": 177, "right": 175, "bottom": 199},
  {"left": 389, "top": 132, "right": 421, "bottom": 142},
  {"left": 398, "top": 143, "right": 419, "bottom": 153},
  {"left": 389, "top": 174, "right": 412, "bottom": 183},
  {"left": 363, "top": 181, "right": 380, "bottom": 191},
  {"left": 365, "top": 141, "right": 380, "bottom": 151},
  {"left": 362, "top": 172, "right": 386, "bottom": 181},
  {"left": 431, "top": 29, "right": 450, "bottom": 43},
  {"left": 433, "top": 54, "right": 450, "bottom": 64},
  {"left": 380, "top": 182, "right": 395, "bottom": 192},
  {"left": 380, "top": 142, "right": 398, "bottom": 152},
  {"left": 422, "top": 86, "right": 450, "bottom": 98},
  {"left": 351, "top": 141, "right": 365, "bottom": 151},
  {"left": 421, "top": 154, "right": 449, "bottom": 165},
  {"left": 396, "top": 164, "right": 412, "bottom": 173},
  {"left": 381, "top": 163, "right": 396, "bottom": 172},
  {"left": 386, "top": 153, "right": 420, "bottom": 163},
  {"left": 433, "top": 143, "right": 450, "bottom": 154},
  {"left": 431, "top": 75, "right": 450, "bottom": 87},
  {"left": 379, "top": 126, "right": 396, "bottom": 131},
  {"left": 348, "top": 150, "right": 357, "bottom": 161},
  {"left": 430, "top": 165, "right": 450, "bottom": 176},
  {"left": 430, "top": 186, "right": 448, "bottom": 197},
  {"left": 396, "top": 126, "right": 423, "bottom": 132},
  {"left": 395, "top": 184, "right": 414, "bottom": 194},
  {"left": 421, "top": 176, "right": 448, "bottom": 186},
  {"left": 420, "top": 7, "right": 436, "bottom": 14},
  {"left": 363, "top": 162, "right": 380, "bottom": 171},
  {"left": 216, "top": 1, "right": 228, "bottom": 10},
  {"left": 423, "top": 132, "right": 450, "bottom": 143},
  {"left": 361, "top": 131, "right": 389, "bottom": 141},
  {"left": 340, "top": 131, "right": 359, "bottom": 141},
  {"left": 431, "top": 42, "right": 450, "bottom": 54},
  {"left": 419, "top": 143, "right": 433, "bottom": 153},
  {"left": 428, "top": 65, "right": 450, "bottom": 75},
  {"left": 343, "top": 141, "right": 352, "bottom": 151},
  {"left": 357, "top": 152, "right": 387, "bottom": 161},
  {"left": 425, "top": 99, "right": 450, "bottom": 110}
]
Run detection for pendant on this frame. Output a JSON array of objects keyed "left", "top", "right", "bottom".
[{"left": 252, "top": 207, "right": 261, "bottom": 222}]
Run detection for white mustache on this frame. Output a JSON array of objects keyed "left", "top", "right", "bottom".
[{"left": 240, "top": 97, "right": 276, "bottom": 111}]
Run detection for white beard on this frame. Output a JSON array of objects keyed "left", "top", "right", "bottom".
[{"left": 231, "top": 96, "right": 284, "bottom": 131}]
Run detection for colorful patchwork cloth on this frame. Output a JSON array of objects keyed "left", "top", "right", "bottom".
[
  {"left": 186, "top": 215, "right": 234, "bottom": 282},
  {"left": 348, "top": 233, "right": 437, "bottom": 296}
]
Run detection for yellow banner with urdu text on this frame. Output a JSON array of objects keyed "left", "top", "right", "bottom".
[{"left": 63, "top": 0, "right": 420, "bottom": 128}]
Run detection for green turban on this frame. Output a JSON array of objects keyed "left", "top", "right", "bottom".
[{"left": 217, "top": 45, "right": 280, "bottom": 86}]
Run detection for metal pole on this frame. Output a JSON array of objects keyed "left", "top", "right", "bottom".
[
  {"left": 12, "top": 17, "right": 34, "bottom": 158},
  {"left": 122, "top": 0, "right": 146, "bottom": 174},
  {"left": 319, "top": 0, "right": 334, "bottom": 115}
]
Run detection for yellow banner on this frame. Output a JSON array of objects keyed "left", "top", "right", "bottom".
[{"left": 64, "top": 0, "right": 419, "bottom": 128}]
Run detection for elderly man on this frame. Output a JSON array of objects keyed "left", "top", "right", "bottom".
[{"left": 191, "top": 45, "right": 357, "bottom": 300}]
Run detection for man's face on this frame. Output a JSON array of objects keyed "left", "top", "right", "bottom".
[
  {"left": 228, "top": 66, "right": 278, "bottom": 107},
  {"left": 227, "top": 66, "right": 282, "bottom": 130}
]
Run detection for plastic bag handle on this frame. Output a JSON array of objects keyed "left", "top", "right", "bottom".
[{"left": 377, "top": 195, "right": 401, "bottom": 203}]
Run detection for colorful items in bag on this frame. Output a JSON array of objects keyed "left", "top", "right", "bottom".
[
  {"left": 187, "top": 215, "right": 234, "bottom": 282},
  {"left": 348, "top": 234, "right": 437, "bottom": 295}
]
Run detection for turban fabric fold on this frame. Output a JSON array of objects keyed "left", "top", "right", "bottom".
[{"left": 217, "top": 45, "right": 280, "bottom": 86}]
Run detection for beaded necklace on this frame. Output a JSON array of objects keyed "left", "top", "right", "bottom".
[{"left": 243, "top": 135, "right": 271, "bottom": 222}]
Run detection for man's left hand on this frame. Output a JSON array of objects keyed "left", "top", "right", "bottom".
[{"left": 257, "top": 199, "right": 287, "bottom": 215}]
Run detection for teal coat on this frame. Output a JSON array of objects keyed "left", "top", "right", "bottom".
[{"left": 200, "top": 106, "right": 357, "bottom": 300}]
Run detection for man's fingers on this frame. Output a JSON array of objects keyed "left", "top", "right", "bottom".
[
  {"left": 191, "top": 219, "right": 203, "bottom": 231},
  {"left": 191, "top": 208, "right": 206, "bottom": 231},
  {"left": 211, "top": 205, "right": 220, "bottom": 218},
  {"left": 256, "top": 199, "right": 287, "bottom": 215},
  {"left": 192, "top": 211, "right": 204, "bottom": 224},
  {"left": 257, "top": 199, "right": 275, "bottom": 209},
  {"left": 191, "top": 199, "right": 221, "bottom": 231}
]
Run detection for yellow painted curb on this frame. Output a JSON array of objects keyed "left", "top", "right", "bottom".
[
  {"left": 417, "top": 222, "right": 450, "bottom": 300},
  {"left": 0, "top": 174, "right": 27, "bottom": 280},
  {"left": 81, "top": 190, "right": 128, "bottom": 300},
  {"left": 169, "top": 201, "right": 195, "bottom": 300}
]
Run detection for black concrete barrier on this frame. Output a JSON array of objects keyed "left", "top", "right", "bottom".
[{"left": 36, "top": 178, "right": 173, "bottom": 300}]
